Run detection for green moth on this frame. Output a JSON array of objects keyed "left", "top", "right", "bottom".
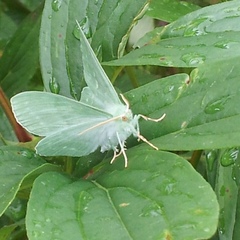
[{"left": 11, "top": 21, "right": 165, "bottom": 167}]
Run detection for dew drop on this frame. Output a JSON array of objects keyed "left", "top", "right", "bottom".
[
  {"left": 141, "top": 94, "right": 148, "bottom": 103},
  {"left": 73, "top": 17, "right": 92, "bottom": 40},
  {"left": 79, "top": 191, "right": 93, "bottom": 216},
  {"left": 218, "top": 208, "right": 225, "bottom": 234},
  {"left": 49, "top": 77, "right": 60, "bottom": 94},
  {"left": 183, "top": 18, "right": 208, "bottom": 36},
  {"left": 19, "top": 150, "right": 34, "bottom": 158},
  {"left": 214, "top": 40, "right": 230, "bottom": 49},
  {"left": 221, "top": 148, "right": 239, "bottom": 167},
  {"left": 206, "top": 150, "right": 218, "bottom": 171},
  {"left": 163, "top": 85, "right": 174, "bottom": 94},
  {"left": 181, "top": 53, "right": 206, "bottom": 66},
  {"left": 159, "top": 57, "right": 173, "bottom": 66},
  {"left": 204, "top": 97, "right": 229, "bottom": 114},
  {"left": 140, "top": 203, "right": 162, "bottom": 217},
  {"left": 52, "top": 0, "right": 62, "bottom": 12}
]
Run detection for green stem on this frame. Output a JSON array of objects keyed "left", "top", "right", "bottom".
[
  {"left": 189, "top": 150, "right": 203, "bottom": 168},
  {"left": 125, "top": 66, "right": 139, "bottom": 88}
]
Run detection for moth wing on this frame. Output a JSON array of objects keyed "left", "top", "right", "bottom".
[
  {"left": 11, "top": 91, "right": 111, "bottom": 137},
  {"left": 35, "top": 119, "right": 112, "bottom": 156},
  {"left": 77, "top": 22, "right": 123, "bottom": 112}
]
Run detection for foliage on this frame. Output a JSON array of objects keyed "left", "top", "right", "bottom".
[{"left": 0, "top": 0, "right": 239, "bottom": 239}]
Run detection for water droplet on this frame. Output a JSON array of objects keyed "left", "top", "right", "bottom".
[
  {"left": 141, "top": 94, "right": 148, "bottom": 103},
  {"left": 79, "top": 191, "right": 93, "bottom": 215},
  {"left": 204, "top": 97, "right": 230, "bottom": 114},
  {"left": 159, "top": 57, "right": 173, "bottom": 66},
  {"left": 140, "top": 203, "right": 162, "bottom": 217},
  {"left": 49, "top": 77, "right": 60, "bottom": 94},
  {"left": 163, "top": 85, "right": 174, "bottom": 94},
  {"left": 183, "top": 18, "right": 208, "bottom": 36},
  {"left": 181, "top": 53, "right": 206, "bottom": 66},
  {"left": 164, "top": 183, "right": 175, "bottom": 194},
  {"left": 214, "top": 40, "right": 230, "bottom": 49},
  {"left": 19, "top": 150, "right": 34, "bottom": 158},
  {"left": 221, "top": 148, "right": 239, "bottom": 167},
  {"left": 73, "top": 17, "right": 92, "bottom": 40},
  {"left": 218, "top": 208, "right": 225, "bottom": 234},
  {"left": 206, "top": 150, "right": 218, "bottom": 171},
  {"left": 52, "top": 0, "right": 62, "bottom": 12}
]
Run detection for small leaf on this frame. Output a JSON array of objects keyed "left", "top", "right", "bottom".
[
  {"left": 0, "top": 8, "right": 41, "bottom": 97},
  {"left": 0, "top": 146, "right": 59, "bottom": 217}
]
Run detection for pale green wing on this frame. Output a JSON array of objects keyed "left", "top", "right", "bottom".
[
  {"left": 77, "top": 21, "right": 124, "bottom": 113},
  {"left": 35, "top": 120, "right": 115, "bottom": 156},
  {"left": 11, "top": 91, "right": 111, "bottom": 137}
]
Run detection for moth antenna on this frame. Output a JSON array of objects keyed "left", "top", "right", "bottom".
[
  {"left": 119, "top": 93, "right": 130, "bottom": 110},
  {"left": 138, "top": 134, "right": 158, "bottom": 151},
  {"left": 138, "top": 113, "right": 166, "bottom": 122}
]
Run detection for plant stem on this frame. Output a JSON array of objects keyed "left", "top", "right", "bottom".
[{"left": 0, "top": 87, "right": 32, "bottom": 142}]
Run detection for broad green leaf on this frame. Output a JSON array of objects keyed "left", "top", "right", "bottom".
[
  {"left": 126, "top": 57, "right": 240, "bottom": 151},
  {"left": 0, "top": 146, "right": 59, "bottom": 217},
  {"left": 26, "top": 150, "right": 219, "bottom": 240},
  {"left": 147, "top": 0, "right": 200, "bottom": 22},
  {"left": 40, "top": 0, "right": 148, "bottom": 99},
  {"left": 0, "top": 8, "right": 41, "bottom": 97},
  {"left": 106, "top": 31, "right": 240, "bottom": 68}
]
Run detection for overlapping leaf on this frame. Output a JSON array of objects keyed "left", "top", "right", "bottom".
[{"left": 26, "top": 149, "right": 219, "bottom": 240}]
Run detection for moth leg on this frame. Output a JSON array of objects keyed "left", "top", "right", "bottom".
[
  {"left": 115, "top": 132, "right": 128, "bottom": 167},
  {"left": 137, "top": 134, "right": 158, "bottom": 150},
  {"left": 138, "top": 113, "right": 166, "bottom": 122},
  {"left": 110, "top": 148, "right": 125, "bottom": 164}
]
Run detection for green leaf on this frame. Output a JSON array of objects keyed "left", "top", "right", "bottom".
[
  {"left": 91, "top": 0, "right": 148, "bottom": 60},
  {"left": 18, "top": 0, "right": 44, "bottom": 12},
  {"left": 106, "top": 1, "right": 240, "bottom": 68},
  {"left": 0, "top": 11, "right": 17, "bottom": 51},
  {"left": 105, "top": 31, "right": 240, "bottom": 68},
  {"left": 26, "top": 150, "right": 219, "bottom": 240},
  {"left": 0, "top": 8, "right": 41, "bottom": 97},
  {"left": 147, "top": 0, "right": 200, "bottom": 22},
  {"left": 0, "top": 146, "right": 59, "bottom": 217},
  {"left": 160, "top": 0, "right": 240, "bottom": 39},
  {"left": 0, "top": 223, "right": 18, "bottom": 240},
  {"left": 206, "top": 148, "right": 240, "bottom": 239},
  {"left": 127, "top": 57, "right": 240, "bottom": 151},
  {"left": 40, "top": 0, "right": 148, "bottom": 99}
]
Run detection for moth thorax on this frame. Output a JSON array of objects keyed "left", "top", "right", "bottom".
[{"left": 121, "top": 109, "right": 133, "bottom": 122}]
